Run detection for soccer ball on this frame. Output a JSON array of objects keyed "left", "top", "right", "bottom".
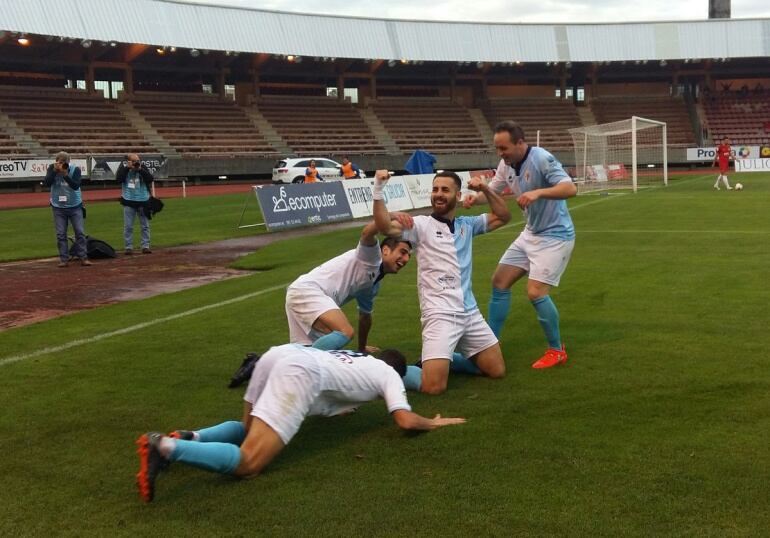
[{"left": 735, "top": 183, "right": 743, "bottom": 190}]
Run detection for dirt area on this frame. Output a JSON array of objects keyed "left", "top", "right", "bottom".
[{"left": 0, "top": 220, "right": 362, "bottom": 331}]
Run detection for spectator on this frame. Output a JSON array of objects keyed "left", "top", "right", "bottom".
[
  {"left": 304, "top": 160, "right": 323, "bottom": 183},
  {"left": 117, "top": 153, "right": 154, "bottom": 254},
  {"left": 339, "top": 156, "right": 362, "bottom": 179},
  {"left": 42, "top": 151, "right": 91, "bottom": 267}
]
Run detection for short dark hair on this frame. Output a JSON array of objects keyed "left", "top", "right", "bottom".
[
  {"left": 381, "top": 236, "right": 412, "bottom": 251},
  {"left": 377, "top": 348, "right": 407, "bottom": 377},
  {"left": 494, "top": 120, "right": 526, "bottom": 143},
  {"left": 433, "top": 170, "right": 462, "bottom": 191}
]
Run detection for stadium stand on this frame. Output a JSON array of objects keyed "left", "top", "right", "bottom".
[
  {"left": 590, "top": 96, "right": 696, "bottom": 147},
  {"left": 255, "top": 96, "right": 386, "bottom": 156},
  {"left": 0, "top": 132, "right": 31, "bottom": 159},
  {"left": 702, "top": 94, "right": 770, "bottom": 145},
  {"left": 0, "top": 86, "right": 157, "bottom": 157},
  {"left": 370, "top": 98, "right": 490, "bottom": 154},
  {"left": 128, "top": 92, "right": 278, "bottom": 157},
  {"left": 480, "top": 98, "right": 582, "bottom": 150}
]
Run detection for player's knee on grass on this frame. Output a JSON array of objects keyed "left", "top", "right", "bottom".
[
  {"left": 475, "top": 345, "right": 506, "bottom": 379},
  {"left": 234, "top": 419, "right": 285, "bottom": 477},
  {"left": 421, "top": 360, "right": 450, "bottom": 395}
]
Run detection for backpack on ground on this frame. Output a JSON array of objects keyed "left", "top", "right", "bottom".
[{"left": 68, "top": 236, "right": 117, "bottom": 259}]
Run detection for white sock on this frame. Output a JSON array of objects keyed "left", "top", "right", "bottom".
[
  {"left": 192, "top": 431, "right": 201, "bottom": 441},
  {"left": 714, "top": 176, "right": 721, "bottom": 188},
  {"left": 722, "top": 176, "right": 731, "bottom": 188},
  {"left": 158, "top": 436, "right": 177, "bottom": 458}
]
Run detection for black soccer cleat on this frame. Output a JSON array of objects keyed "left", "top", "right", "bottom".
[
  {"left": 136, "top": 432, "right": 168, "bottom": 503},
  {"left": 228, "top": 352, "right": 261, "bottom": 388}
]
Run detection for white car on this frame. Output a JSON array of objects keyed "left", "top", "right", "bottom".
[{"left": 272, "top": 158, "right": 365, "bottom": 184}]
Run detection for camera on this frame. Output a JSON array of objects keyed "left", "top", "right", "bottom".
[{"left": 132, "top": 160, "right": 142, "bottom": 169}]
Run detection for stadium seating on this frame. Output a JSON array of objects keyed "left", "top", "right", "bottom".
[
  {"left": 129, "top": 92, "right": 278, "bottom": 157},
  {"left": 0, "top": 132, "right": 31, "bottom": 159},
  {"left": 702, "top": 94, "right": 770, "bottom": 145},
  {"left": 480, "top": 98, "right": 581, "bottom": 150},
  {"left": 255, "top": 96, "right": 385, "bottom": 155},
  {"left": 0, "top": 86, "right": 156, "bottom": 157},
  {"left": 590, "top": 96, "right": 696, "bottom": 147},
  {"left": 370, "top": 98, "right": 489, "bottom": 153}
]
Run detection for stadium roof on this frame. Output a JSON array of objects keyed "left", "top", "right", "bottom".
[{"left": 1, "top": 0, "right": 769, "bottom": 63}]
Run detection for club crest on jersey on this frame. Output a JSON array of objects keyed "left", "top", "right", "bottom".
[{"left": 435, "top": 230, "right": 443, "bottom": 238}]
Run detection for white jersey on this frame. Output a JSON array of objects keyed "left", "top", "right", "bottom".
[
  {"left": 289, "top": 240, "right": 382, "bottom": 309},
  {"left": 401, "top": 214, "right": 488, "bottom": 315},
  {"left": 490, "top": 146, "right": 575, "bottom": 240}
]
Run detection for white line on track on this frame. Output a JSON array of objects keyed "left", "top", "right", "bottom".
[{"left": 0, "top": 282, "right": 289, "bottom": 367}]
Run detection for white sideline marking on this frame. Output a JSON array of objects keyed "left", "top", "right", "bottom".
[
  {"left": 0, "top": 282, "right": 289, "bottom": 367},
  {"left": 580, "top": 230, "right": 770, "bottom": 234}
]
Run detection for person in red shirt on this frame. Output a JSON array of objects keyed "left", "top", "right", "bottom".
[
  {"left": 304, "top": 160, "right": 323, "bottom": 183},
  {"left": 713, "top": 137, "right": 734, "bottom": 190}
]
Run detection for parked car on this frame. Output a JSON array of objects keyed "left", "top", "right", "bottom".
[{"left": 272, "top": 158, "right": 366, "bottom": 184}]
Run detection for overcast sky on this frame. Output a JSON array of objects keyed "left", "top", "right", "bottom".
[{"left": 176, "top": 0, "right": 770, "bottom": 23}]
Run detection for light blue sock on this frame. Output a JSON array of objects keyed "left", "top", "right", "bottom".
[
  {"left": 196, "top": 421, "right": 246, "bottom": 445},
  {"left": 449, "top": 352, "right": 482, "bottom": 375},
  {"left": 312, "top": 330, "right": 351, "bottom": 351},
  {"left": 170, "top": 440, "right": 241, "bottom": 474},
  {"left": 531, "top": 295, "right": 561, "bottom": 349},
  {"left": 488, "top": 287, "right": 512, "bottom": 338},
  {"left": 403, "top": 365, "right": 422, "bottom": 391}
]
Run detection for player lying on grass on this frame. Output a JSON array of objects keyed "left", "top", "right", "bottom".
[
  {"left": 136, "top": 344, "right": 465, "bottom": 502},
  {"left": 372, "top": 169, "right": 511, "bottom": 395},
  {"left": 285, "top": 219, "right": 412, "bottom": 353}
]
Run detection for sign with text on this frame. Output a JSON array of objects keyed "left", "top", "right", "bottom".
[
  {"left": 89, "top": 155, "right": 168, "bottom": 180},
  {"left": 735, "top": 158, "right": 770, "bottom": 172},
  {"left": 0, "top": 158, "right": 88, "bottom": 180},
  {"left": 402, "top": 174, "right": 437, "bottom": 209},
  {"left": 341, "top": 177, "right": 413, "bottom": 218},
  {"left": 686, "top": 146, "right": 760, "bottom": 161},
  {"left": 254, "top": 182, "right": 353, "bottom": 231}
]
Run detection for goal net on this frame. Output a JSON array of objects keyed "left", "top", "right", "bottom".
[{"left": 568, "top": 116, "right": 668, "bottom": 193}]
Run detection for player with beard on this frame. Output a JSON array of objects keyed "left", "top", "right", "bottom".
[{"left": 372, "top": 170, "right": 511, "bottom": 394}]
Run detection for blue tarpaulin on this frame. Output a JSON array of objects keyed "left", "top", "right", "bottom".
[{"left": 404, "top": 150, "right": 436, "bottom": 174}]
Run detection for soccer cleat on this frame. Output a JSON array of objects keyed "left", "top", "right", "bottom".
[
  {"left": 532, "top": 346, "right": 568, "bottom": 369},
  {"left": 228, "top": 352, "right": 261, "bottom": 388},
  {"left": 136, "top": 432, "right": 168, "bottom": 503},
  {"left": 169, "top": 430, "right": 195, "bottom": 441}
]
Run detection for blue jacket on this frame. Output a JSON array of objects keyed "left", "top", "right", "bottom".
[{"left": 44, "top": 164, "right": 82, "bottom": 208}]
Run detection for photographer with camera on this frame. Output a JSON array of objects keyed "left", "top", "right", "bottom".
[
  {"left": 117, "top": 153, "right": 154, "bottom": 255},
  {"left": 42, "top": 151, "right": 90, "bottom": 267}
]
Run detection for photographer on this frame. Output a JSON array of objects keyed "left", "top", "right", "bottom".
[
  {"left": 117, "top": 153, "right": 154, "bottom": 255},
  {"left": 43, "top": 151, "right": 90, "bottom": 267}
]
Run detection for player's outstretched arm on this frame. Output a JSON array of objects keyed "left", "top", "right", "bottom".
[
  {"left": 360, "top": 221, "right": 380, "bottom": 246},
  {"left": 372, "top": 169, "right": 404, "bottom": 236},
  {"left": 391, "top": 410, "right": 466, "bottom": 431},
  {"left": 467, "top": 177, "right": 511, "bottom": 231}
]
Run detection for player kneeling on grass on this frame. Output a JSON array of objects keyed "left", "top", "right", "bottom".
[
  {"left": 136, "top": 344, "right": 465, "bottom": 502},
  {"left": 285, "top": 220, "right": 412, "bottom": 353},
  {"left": 372, "top": 170, "right": 511, "bottom": 395}
]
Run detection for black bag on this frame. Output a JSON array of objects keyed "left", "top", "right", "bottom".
[
  {"left": 146, "top": 196, "right": 164, "bottom": 219},
  {"left": 69, "top": 236, "right": 117, "bottom": 259}
]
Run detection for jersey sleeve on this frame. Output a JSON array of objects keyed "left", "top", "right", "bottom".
[
  {"left": 461, "top": 214, "right": 488, "bottom": 236},
  {"left": 487, "top": 159, "right": 509, "bottom": 194},
  {"left": 538, "top": 150, "right": 572, "bottom": 186},
  {"left": 355, "top": 239, "right": 382, "bottom": 267},
  {"left": 381, "top": 370, "right": 411, "bottom": 413}
]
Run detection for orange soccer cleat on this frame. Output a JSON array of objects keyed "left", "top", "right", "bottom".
[{"left": 532, "top": 346, "right": 568, "bottom": 369}]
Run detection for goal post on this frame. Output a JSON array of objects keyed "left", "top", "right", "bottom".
[{"left": 568, "top": 116, "right": 668, "bottom": 193}]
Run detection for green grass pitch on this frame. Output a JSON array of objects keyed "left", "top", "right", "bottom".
[{"left": 1, "top": 172, "right": 769, "bottom": 536}]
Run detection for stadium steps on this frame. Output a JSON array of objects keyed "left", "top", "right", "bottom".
[
  {"left": 576, "top": 107, "right": 597, "bottom": 127},
  {"left": 467, "top": 108, "right": 493, "bottom": 147},
  {"left": 115, "top": 102, "right": 178, "bottom": 157},
  {"left": 359, "top": 108, "right": 401, "bottom": 155},
  {"left": 243, "top": 107, "right": 293, "bottom": 156},
  {"left": 0, "top": 109, "right": 48, "bottom": 157}
]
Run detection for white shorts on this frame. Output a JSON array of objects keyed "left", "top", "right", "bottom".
[
  {"left": 499, "top": 230, "right": 575, "bottom": 287},
  {"left": 420, "top": 309, "right": 498, "bottom": 362},
  {"left": 244, "top": 344, "right": 321, "bottom": 445},
  {"left": 285, "top": 284, "right": 339, "bottom": 345}
]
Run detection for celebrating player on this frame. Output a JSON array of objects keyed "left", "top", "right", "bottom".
[
  {"left": 373, "top": 169, "right": 511, "bottom": 395},
  {"left": 713, "top": 137, "right": 734, "bottom": 190},
  {"left": 464, "top": 120, "right": 577, "bottom": 369},
  {"left": 136, "top": 345, "right": 465, "bottom": 502}
]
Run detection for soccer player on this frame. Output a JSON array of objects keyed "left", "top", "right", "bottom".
[
  {"left": 136, "top": 344, "right": 465, "bottom": 502},
  {"left": 372, "top": 170, "right": 511, "bottom": 395},
  {"left": 285, "top": 220, "right": 411, "bottom": 352},
  {"left": 463, "top": 120, "right": 577, "bottom": 369},
  {"left": 713, "top": 137, "right": 734, "bottom": 190}
]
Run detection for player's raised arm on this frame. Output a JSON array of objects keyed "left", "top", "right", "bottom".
[
  {"left": 467, "top": 176, "right": 511, "bottom": 231},
  {"left": 372, "top": 169, "right": 405, "bottom": 236},
  {"left": 391, "top": 409, "right": 466, "bottom": 431}
]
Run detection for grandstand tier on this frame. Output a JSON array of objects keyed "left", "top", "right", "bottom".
[
  {"left": 590, "top": 96, "right": 696, "bottom": 147},
  {"left": 702, "top": 94, "right": 770, "bottom": 145},
  {"left": 480, "top": 98, "right": 581, "bottom": 150}
]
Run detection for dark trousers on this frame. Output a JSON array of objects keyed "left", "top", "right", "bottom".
[{"left": 52, "top": 205, "right": 87, "bottom": 261}]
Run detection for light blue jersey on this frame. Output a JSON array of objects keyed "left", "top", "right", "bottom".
[
  {"left": 490, "top": 147, "right": 575, "bottom": 240},
  {"left": 401, "top": 214, "right": 487, "bottom": 314}
]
